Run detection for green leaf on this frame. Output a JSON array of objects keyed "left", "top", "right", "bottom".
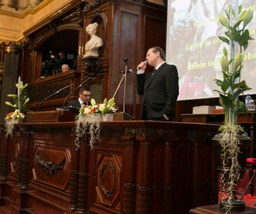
[
  {"left": 218, "top": 15, "right": 230, "bottom": 29},
  {"left": 214, "top": 79, "right": 223, "bottom": 87},
  {"left": 235, "top": 100, "right": 247, "bottom": 115},
  {"left": 238, "top": 30, "right": 250, "bottom": 47},
  {"left": 219, "top": 94, "right": 232, "bottom": 109},
  {"left": 219, "top": 36, "right": 229, "bottom": 44},
  {"left": 220, "top": 79, "right": 229, "bottom": 92},
  {"left": 102, "top": 108, "right": 109, "bottom": 114}
]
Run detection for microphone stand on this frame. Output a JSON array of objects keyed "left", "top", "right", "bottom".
[
  {"left": 112, "top": 58, "right": 133, "bottom": 119},
  {"left": 37, "top": 85, "right": 70, "bottom": 112},
  {"left": 123, "top": 58, "right": 128, "bottom": 113},
  {"left": 62, "top": 76, "right": 93, "bottom": 108}
]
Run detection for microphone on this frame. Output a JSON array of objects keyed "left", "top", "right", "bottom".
[
  {"left": 137, "top": 60, "right": 148, "bottom": 71},
  {"left": 37, "top": 85, "right": 70, "bottom": 112},
  {"left": 62, "top": 76, "right": 93, "bottom": 108}
]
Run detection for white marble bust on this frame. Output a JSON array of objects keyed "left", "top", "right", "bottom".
[{"left": 83, "top": 22, "right": 103, "bottom": 59}]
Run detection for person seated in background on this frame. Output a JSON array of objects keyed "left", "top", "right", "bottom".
[
  {"left": 67, "top": 85, "right": 92, "bottom": 108},
  {"left": 50, "top": 51, "right": 73, "bottom": 71},
  {"left": 61, "top": 64, "right": 70, "bottom": 73}
]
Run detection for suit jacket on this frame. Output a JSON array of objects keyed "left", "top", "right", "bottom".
[
  {"left": 137, "top": 63, "right": 179, "bottom": 121},
  {"left": 68, "top": 99, "right": 91, "bottom": 108},
  {"left": 68, "top": 99, "right": 81, "bottom": 108}
]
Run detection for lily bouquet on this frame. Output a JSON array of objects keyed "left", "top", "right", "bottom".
[
  {"left": 79, "top": 97, "right": 117, "bottom": 116},
  {"left": 75, "top": 98, "right": 117, "bottom": 149},
  {"left": 4, "top": 77, "right": 29, "bottom": 136},
  {"left": 5, "top": 110, "right": 26, "bottom": 120}
]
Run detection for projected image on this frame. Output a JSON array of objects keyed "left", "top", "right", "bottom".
[{"left": 166, "top": 0, "right": 256, "bottom": 100}]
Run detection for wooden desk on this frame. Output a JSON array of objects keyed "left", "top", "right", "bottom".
[
  {"left": 182, "top": 113, "right": 224, "bottom": 123},
  {"left": 190, "top": 204, "right": 256, "bottom": 213},
  {"left": 182, "top": 113, "right": 256, "bottom": 124}
]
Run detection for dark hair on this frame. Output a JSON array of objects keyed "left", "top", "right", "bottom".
[
  {"left": 80, "top": 85, "right": 91, "bottom": 93},
  {"left": 150, "top": 46, "right": 166, "bottom": 61}
]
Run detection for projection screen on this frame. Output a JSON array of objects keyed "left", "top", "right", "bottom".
[{"left": 166, "top": 0, "right": 256, "bottom": 101}]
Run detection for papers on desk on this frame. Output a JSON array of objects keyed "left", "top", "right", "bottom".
[{"left": 192, "top": 105, "right": 223, "bottom": 114}]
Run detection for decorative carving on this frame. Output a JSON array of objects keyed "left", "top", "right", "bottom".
[
  {"left": 62, "top": 2, "right": 89, "bottom": 27},
  {"left": 28, "top": 81, "right": 70, "bottom": 102},
  {"left": 100, "top": 127, "right": 124, "bottom": 137},
  {"left": 10, "top": 143, "right": 19, "bottom": 173},
  {"left": 30, "top": 127, "right": 73, "bottom": 135},
  {"left": 36, "top": 155, "right": 65, "bottom": 176},
  {"left": 47, "top": 19, "right": 63, "bottom": 33},
  {"left": 83, "top": 57, "right": 103, "bottom": 77},
  {"left": 82, "top": 0, "right": 108, "bottom": 11},
  {"left": 125, "top": 128, "right": 176, "bottom": 138},
  {"left": 99, "top": 161, "right": 117, "bottom": 199}
]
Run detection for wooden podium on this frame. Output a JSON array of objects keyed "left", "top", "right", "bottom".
[{"left": 26, "top": 110, "right": 76, "bottom": 122}]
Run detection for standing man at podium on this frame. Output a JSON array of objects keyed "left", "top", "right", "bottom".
[
  {"left": 137, "top": 46, "right": 179, "bottom": 121},
  {"left": 68, "top": 85, "right": 92, "bottom": 108}
]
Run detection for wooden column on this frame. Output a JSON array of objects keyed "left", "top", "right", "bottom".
[
  {"left": 0, "top": 127, "right": 8, "bottom": 181},
  {"left": 122, "top": 137, "right": 137, "bottom": 214},
  {"left": 77, "top": 134, "right": 90, "bottom": 213},
  {"left": 18, "top": 127, "right": 31, "bottom": 189},
  {"left": 136, "top": 140, "right": 153, "bottom": 213},
  {"left": 160, "top": 140, "right": 175, "bottom": 213},
  {"left": 69, "top": 135, "right": 80, "bottom": 211}
]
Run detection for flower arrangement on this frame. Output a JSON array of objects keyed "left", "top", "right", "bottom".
[
  {"left": 75, "top": 97, "right": 117, "bottom": 149},
  {"left": 78, "top": 97, "right": 117, "bottom": 116},
  {"left": 5, "top": 110, "right": 26, "bottom": 120},
  {"left": 213, "top": 3, "right": 253, "bottom": 213},
  {"left": 4, "top": 77, "right": 29, "bottom": 136}
]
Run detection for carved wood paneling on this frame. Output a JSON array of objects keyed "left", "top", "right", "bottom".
[
  {"left": 0, "top": 121, "right": 220, "bottom": 214},
  {"left": 96, "top": 155, "right": 121, "bottom": 207},
  {"left": 33, "top": 143, "right": 71, "bottom": 190}
]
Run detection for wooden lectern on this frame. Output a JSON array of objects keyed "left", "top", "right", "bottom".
[{"left": 26, "top": 110, "right": 76, "bottom": 122}]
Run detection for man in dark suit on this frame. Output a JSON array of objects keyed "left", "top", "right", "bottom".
[
  {"left": 137, "top": 46, "right": 179, "bottom": 121},
  {"left": 68, "top": 85, "right": 92, "bottom": 108}
]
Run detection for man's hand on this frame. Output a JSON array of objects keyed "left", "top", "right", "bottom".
[{"left": 163, "top": 114, "right": 169, "bottom": 120}]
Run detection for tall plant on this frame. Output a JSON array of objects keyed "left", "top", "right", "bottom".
[{"left": 214, "top": 3, "right": 253, "bottom": 213}]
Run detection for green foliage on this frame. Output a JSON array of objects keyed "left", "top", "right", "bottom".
[
  {"left": 5, "top": 81, "right": 29, "bottom": 114},
  {"left": 214, "top": 4, "right": 253, "bottom": 124}
]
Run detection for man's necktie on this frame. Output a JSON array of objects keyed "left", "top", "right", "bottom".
[{"left": 152, "top": 69, "right": 156, "bottom": 76}]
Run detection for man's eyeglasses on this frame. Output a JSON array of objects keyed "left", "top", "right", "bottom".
[{"left": 81, "top": 94, "right": 91, "bottom": 97}]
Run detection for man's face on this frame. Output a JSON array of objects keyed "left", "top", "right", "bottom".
[
  {"left": 146, "top": 48, "right": 158, "bottom": 67},
  {"left": 79, "top": 90, "right": 91, "bottom": 103},
  {"left": 62, "top": 65, "right": 69, "bottom": 72},
  {"left": 59, "top": 52, "right": 65, "bottom": 59}
]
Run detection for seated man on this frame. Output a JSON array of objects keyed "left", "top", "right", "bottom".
[{"left": 68, "top": 85, "right": 91, "bottom": 108}]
